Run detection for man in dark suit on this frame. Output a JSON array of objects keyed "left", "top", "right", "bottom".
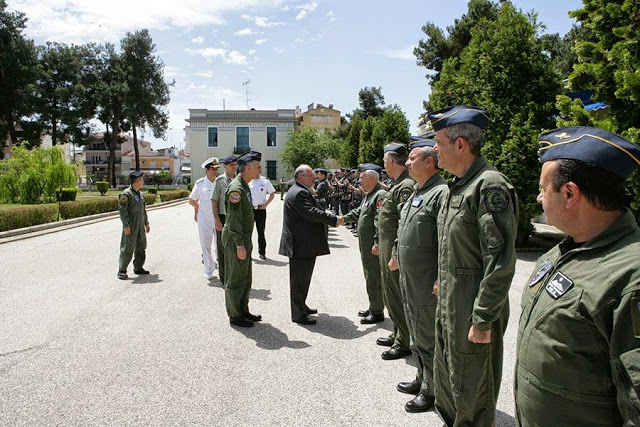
[{"left": 279, "top": 165, "right": 344, "bottom": 325}]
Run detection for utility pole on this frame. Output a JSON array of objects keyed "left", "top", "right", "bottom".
[{"left": 242, "top": 80, "right": 251, "bottom": 109}]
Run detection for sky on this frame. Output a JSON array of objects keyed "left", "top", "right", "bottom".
[{"left": 8, "top": 0, "right": 584, "bottom": 150}]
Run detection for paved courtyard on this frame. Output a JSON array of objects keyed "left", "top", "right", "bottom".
[{"left": 0, "top": 198, "right": 543, "bottom": 426}]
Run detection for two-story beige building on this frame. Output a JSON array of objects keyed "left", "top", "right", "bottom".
[
  {"left": 295, "top": 103, "right": 341, "bottom": 133},
  {"left": 185, "top": 108, "right": 297, "bottom": 182}
]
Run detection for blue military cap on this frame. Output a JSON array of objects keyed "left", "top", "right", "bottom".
[
  {"left": 383, "top": 142, "right": 408, "bottom": 155},
  {"left": 538, "top": 126, "right": 640, "bottom": 178},
  {"left": 427, "top": 105, "right": 490, "bottom": 131},
  {"left": 236, "top": 151, "right": 262, "bottom": 167},
  {"left": 129, "top": 170, "right": 143, "bottom": 181},
  {"left": 221, "top": 155, "right": 238, "bottom": 164},
  {"left": 360, "top": 163, "right": 382, "bottom": 174},
  {"left": 409, "top": 138, "right": 436, "bottom": 149},
  {"left": 316, "top": 168, "right": 328, "bottom": 176}
]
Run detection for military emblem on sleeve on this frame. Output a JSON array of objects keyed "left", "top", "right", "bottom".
[
  {"left": 119, "top": 194, "right": 128, "bottom": 205},
  {"left": 399, "top": 188, "right": 412, "bottom": 203},
  {"left": 229, "top": 191, "right": 241, "bottom": 204},
  {"left": 376, "top": 199, "right": 382, "bottom": 209},
  {"left": 484, "top": 187, "right": 509, "bottom": 213},
  {"left": 529, "top": 260, "right": 552, "bottom": 287}
]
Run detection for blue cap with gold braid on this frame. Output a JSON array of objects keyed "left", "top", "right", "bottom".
[
  {"left": 409, "top": 138, "right": 436, "bottom": 149},
  {"left": 383, "top": 142, "right": 408, "bottom": 155},
  {"left": 538, "top": 126, "right": 640, "bottom": 178},
  {"left": 427, "top": 105, "right": 490, "bottom": 131},
  {"left": 360, "top": 163, "right": 382, "bottom": 174}
]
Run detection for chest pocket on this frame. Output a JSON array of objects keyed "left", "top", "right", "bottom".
[{"left": 403, "top": 209, "right": 437, "bottom": 251}]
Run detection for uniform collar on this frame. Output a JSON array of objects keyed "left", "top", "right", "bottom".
[
  {"left": 451, "top": 156, "right": 488, "bottom": 188},
  {"left": 418, "top": 173, "right": 443, "bottom": 192},
  {"left": 390, "top": 169, "right": 409, "bottom": 188}
]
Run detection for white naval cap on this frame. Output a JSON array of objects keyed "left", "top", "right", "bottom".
[{"left": 201, "top": 157, "right": 220, "bottom": 169}]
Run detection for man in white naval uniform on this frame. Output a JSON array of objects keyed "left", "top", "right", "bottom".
[{"left": 189, "top": 157, "right": 219, "bottom": 280}]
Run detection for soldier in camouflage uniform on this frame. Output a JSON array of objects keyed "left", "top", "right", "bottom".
[
  {"left": 117, "top": 171, "right": 150, "bottom": 280},
  {"left": 222, "top": 151, "right": 262, "bottom": 328}
]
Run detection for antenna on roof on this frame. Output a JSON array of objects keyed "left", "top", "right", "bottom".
[{"left": 242, "top": 80, "right": 251, "bottom": 109}]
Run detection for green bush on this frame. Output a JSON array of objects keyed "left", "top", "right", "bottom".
[
  {"left": 187, "top": 183, "right": 193, "bottom": 191},
  {"left": 144, "top": 193, "right": 157, "bottom": 205},
  {"left": 146, "top": 187, "right": 158, "bottom": 194},
  {"left": 159, "top": 189, "right": 190, "bottom": 202},
  {"left": 59, "top": 198, "right": 120, "bottom": 219},
  {"left": 96, "top": 182, "right": 109, "bottom": 195},
  {"left": 58, "top": 187, "right": 79, "bottom": 201},
  {"left": 0, "top": 205, "right": 58, "bottom": 232}
]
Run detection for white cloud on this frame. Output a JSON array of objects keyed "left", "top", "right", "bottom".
[
  {"left": 323, "top": 11, "right": 336, "bottom": 22},
  {"left": 234, "top": 28, "right": 255, "bottom": 36},
  {"left": 191, "top": 36, "right": 205, "bottom": 44},
  {"left": 227, "top": 51, "right": 249, "bottom": 65},
  {"left": 164, "top": 65, "right": 180, "bottom": 78},
  {"left": 369, "top": 46, "right": 415, "bottom": 61},
  {"left": 294, "top": 2, "right": 318, "bottom": 20},
  {"left": 192, "top": 71, "right": 215, "bottom": 78},
  {"left": 186, "top": 47, "right": 227, "bottom": 59},
  {"left": 248, "top": 49, "right": 256, "bottom": 55},
  {"left": 241, "top": 14, "right": 284, "bottom": 28},
  {"left": 274, "top": 47, "right": 285, "bottom": 53},
  {"left": 255, "top": 38, "right": 268, "bottom": 45},
  {"left": 294, "top": 34, "right": 324, "bottom": 45}
]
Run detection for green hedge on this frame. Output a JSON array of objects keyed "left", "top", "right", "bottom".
[
  {"left": 0, "top": 205, "right": 58, "bottom": 232},
  {"left": 96, "top": 182, "right": 109, "bottom": 195},
  {"left": 159, "top": 189, "right": 190, "bottom": 202},
  {"left": 144, "top": 193, "right": 157, "bottom": 205},
  {"left": 58, "top": 187, "right": 79, "bottom": 201},
  {"left": 146, "top": 187, "right": 158, "bottom": 194},
  {"left": 59, "top": 193, "right": 156, "bottom": 219}
]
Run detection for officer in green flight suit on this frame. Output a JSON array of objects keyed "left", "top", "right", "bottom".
[
  {"left": 374, "top": 142, "right": 415, "bottom": 361},
  {"left": 390, "top": 139, "right": 447, "bottom": 413},
  {"left": 117, "top": 171, "right": 150, "bottom": 280},
  {"left": 515, "top": 127, "right": 640, "bottom": 426},
  {"left": 340, "top": 164, "right": 388, "bottom": 324},
  {"left": 430, "top": 105, "right": 518, "bottom": 426},
  {"left": 222, "top": 151, "right": 262, "bottom": 328}
]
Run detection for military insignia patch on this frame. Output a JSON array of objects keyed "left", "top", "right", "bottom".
[
  {"left": 631, "top": 294, "right": 640, "bottom": 338},
  {"left": 119, "top": 194, "right": 128, "bottom": 205},
  {"left": 411, "top": 197, "right": 422, "bottom": 207},
  {"left": 399, "top": 189, "right": 412, "bottom": 202},
  {"left": 376, "top": 199, "right": 382, "bottom": 209},
  {"left": 229, "top": 191, "right": 241, "bottom": 204},
  {"left": 545, "top": 272, "right": 574, "bottom": 299},
  {"left": 484, "top": 188, "right": 509, "bottom": 213},
  {"left": 529, "top": 260, "right": 552, "bottom": 287}
]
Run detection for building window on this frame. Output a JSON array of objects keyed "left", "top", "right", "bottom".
[
  {"left": 266, "top": 160, "right": 277, "bottom": 180},
  {"left": 208, "top": 127, "right": 218, "bottom": 147},
  {"left": 236, "top": 126, "right": 250, "bottom": 152},
  {"left": 266, "top": 126, "right": 277, "bottom": 146}
]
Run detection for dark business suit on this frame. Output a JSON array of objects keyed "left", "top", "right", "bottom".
[{"left": 279, "top": 182, "right": 338, "bottom": 321}]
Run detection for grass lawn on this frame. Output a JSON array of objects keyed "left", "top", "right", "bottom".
[{"left": 0, "top": 202, "right": 58, "bottom": 211}]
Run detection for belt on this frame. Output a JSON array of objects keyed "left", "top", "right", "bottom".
[{"left": 253, "top": 205, "right": 263, "bottom": 210}]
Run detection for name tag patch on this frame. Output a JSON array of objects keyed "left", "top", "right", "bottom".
[
  {"left": 411, "top": 197, "right": 423, "bottom": 207},
  {"left": 529, "top": 260, "right": 552, "bottom": 287},
  {"left": 545, "top": 272, "right": 574, "bottom": 299}
]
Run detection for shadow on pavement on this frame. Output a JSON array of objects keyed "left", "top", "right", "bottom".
[
  {"left": 250, "top": 288, "right": 272, "bottom": 301},
  {"left": 253, "top": 257, "right": 288, "bottom": 267},
  {"left": 516, "top": 251, "right": 544, "bottom": 262},
  {"left": 130, "top": 274, "right": 163, "bottom": 284},
  {"left": 496, "top": 410, "right": 516, "bottom": 427},
  {"left": 300, "top": 313, "right": 392, "bottom": 340},
  {"left": 328, "top": 243, "right": 350, "bottom": 249},
  {"left": 235, "top": 322, "right": 311, "bottom": 351}
]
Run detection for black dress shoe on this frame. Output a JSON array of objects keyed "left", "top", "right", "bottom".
[
  {"left": 381, "top": 346, "right": 411, "bottom": 360},
  {"left": 360, "top": 312, "right": 384, "bottom": 324},
  {"left": 117, "top": 271, "right": 128, "bottom": 280},
  {"left": 245, "top": 312, "right": 262, "bottom": 322},
  {"left": 293, "top": 317, "right": 317, "bottom": 325},
  {"left": 376, "top": 337, "right": 394, "bottom": 347},
  {"left": 357, "top": 309, "right": 371, "bottom": 317},
  {"left": 397, "top": 379, "right": 421, "bottom": 395},
  {"left": 405, "top": 393, "right": 435, "bottom": 413},
  {"left": 306, "top": 308, "right": 318, "bottom": 315},
  {"left": 134, "top": 268, "right": 150, "bottom": 274},
  {"left": 230, "top": 316, "right": 254, "bottom": 327}
]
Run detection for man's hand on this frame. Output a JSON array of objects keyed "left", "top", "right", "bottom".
[
  {"left": 371, "top": 244, "right": 379, "bottom": 256},
  {"left": 193, "top": 212, "right": 198, "bottom": 222},
  {"left": 236, "top": 246, "right": 247, "bottom": 260},
  {"left": 388, "top": 258, "right": 398, "bottom": 271},
  {"left": 468, "top": 325, "right": 491, "bottom": 343},
  {"left": 335, "top": 216, "right": 344, "bottom": 227},
  {"left": 432, "top": 280, "right": 438, "bottom": 295},
  {"left": 123, "top": 227, "right": 131, "bottom": 236},
  {"left": 215, "top": 219, "right": 223, "bottom": 231},
  {"left": 145, "top": 224, "right": 150, "bottom": 233}
]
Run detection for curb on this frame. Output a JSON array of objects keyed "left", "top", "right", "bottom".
[{"left": 0, "top": 198, "right": 188, "bottom": 243}]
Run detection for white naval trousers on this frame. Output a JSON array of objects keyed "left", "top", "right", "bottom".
[{"left": 197, "top": 211, "right": 216, "bottom": 276}]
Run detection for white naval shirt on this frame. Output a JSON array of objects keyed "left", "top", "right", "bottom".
[
  {"left": 189, "top": 176, "right": 216, "bottom": 215},
  {"left": 249, "top": 176, "right": 275, "bottom": 207}
]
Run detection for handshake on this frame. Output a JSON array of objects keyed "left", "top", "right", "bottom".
[{"left": 334, "top": 216, "right": 345, "bottom": 227}]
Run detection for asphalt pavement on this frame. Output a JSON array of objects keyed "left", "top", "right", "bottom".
[{"left": 0, "top": 198, "right": 545, "bottom": 426}]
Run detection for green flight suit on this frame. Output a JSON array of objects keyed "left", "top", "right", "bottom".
[
  {"left": 378, "top": 169, "right": 415, "bottom": 350},
  {"left": 515, "top": 209, "right": 640, "bottom": 426},
  {"left": 212, "top": 172, "right": 232, "bottom": 284},
  {"left": 395, "top": 173, "right": 446, "bottom": 396},
  {"left": 435, "top": 156, "right": 518, "bottom": 427},
  {"left": 343, "top": 184, "right": 386, "bottom": 315},
  {"left": 222, "top": 175, "right": 255, "bottom": 318},
  {"left": 118, "top": 186, "right": 149, "bottom": 272}
]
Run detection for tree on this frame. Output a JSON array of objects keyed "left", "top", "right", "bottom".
[
  {"left": 339, "top": 111, "right": 363, "bottom": 167},
  {"left": 360, "top": 106, "right": 410, "bottom": 165},
  {"left": 424, "top": 1, "right": 562, "bottom": 243},
  {"left": 121, "top": 30, "right": 173, "bottom": 171},
  {"left": 281, "top": 128, "right": 339, "bottom": 171},
  {"left": 357, "top": 86, "right": 386, "bottom": 120},
  {"left": 558, "top": 0, "right": 640, "bottom": 220},
  {"left": 0, "top": 0, "right": 38, "bottom": 146}
]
